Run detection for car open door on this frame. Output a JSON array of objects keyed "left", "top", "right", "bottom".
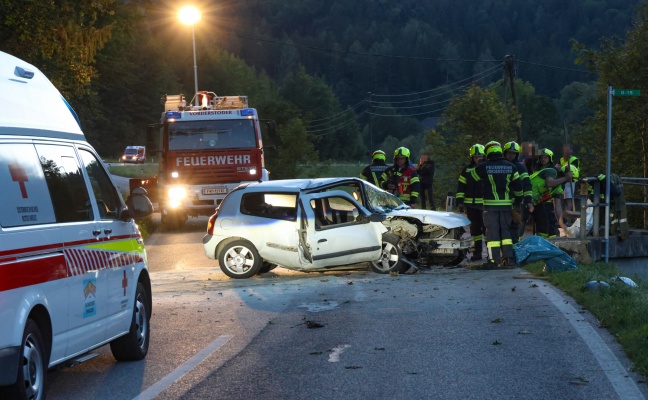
[{"left": 298, "top": 191, "right": 383, "bottom": 269}]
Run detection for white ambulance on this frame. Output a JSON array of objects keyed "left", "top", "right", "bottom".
[{"left": 0, "top": 51, "right": 154, "bottom": 399}]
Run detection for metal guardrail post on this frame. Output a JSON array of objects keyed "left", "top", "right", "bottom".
[
  {"left": 593, "top": 180, "right": 600, "bottom": 238},
  {"left": 579, "top": 181, "right": 588, "bottom": 240}
]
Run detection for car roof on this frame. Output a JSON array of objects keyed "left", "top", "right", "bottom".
[
  {"left": 241, "top": 177, "right": 363, "bottom": 193},
  {"left": 0, "top": 51, "right": 84, "bottom": 138}
]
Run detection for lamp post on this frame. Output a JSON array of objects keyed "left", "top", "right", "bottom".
[{"left": 179, "top": 6, "right": 202, "bottom": 106}]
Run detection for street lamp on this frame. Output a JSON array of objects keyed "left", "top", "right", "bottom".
[{"left": 179, "top": 5, "right": 202, "bottom": 106}]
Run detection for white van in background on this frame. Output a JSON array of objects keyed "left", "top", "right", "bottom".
[
  {"left": 122, "top": 145, "right": 146, "bottom": 163},
  {"left": 0, "top": 51, "right": 154, "bottom": 400}
]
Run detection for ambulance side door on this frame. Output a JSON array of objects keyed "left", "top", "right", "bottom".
[
  {"left": 77, "top": 148, "right": 140, "bottom": 340},
  {"left": 33, "top": 143, "right": 108, "bottom": 357}
]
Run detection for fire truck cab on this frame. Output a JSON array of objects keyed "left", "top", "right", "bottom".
[{"left": 145, "top": 91, "right": 269, "bottom": 229}]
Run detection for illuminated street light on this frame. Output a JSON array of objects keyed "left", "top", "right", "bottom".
[{"left": 179, "top": 6, "right": 202, "bottom": 106}]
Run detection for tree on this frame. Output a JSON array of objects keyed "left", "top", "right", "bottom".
[
  {"left": 267, "top": 118, "right": 319, "bottom": 179},
  {"left": 426, "top": 84, "right": 519, "bottom": 206},
  {"left": 0, "top": 0, "right": 116, "bottom": 99},
  {"left": 573, "top": 5, "right": 648, "bottom": 226}
]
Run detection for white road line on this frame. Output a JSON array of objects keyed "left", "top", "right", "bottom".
[
  {"left": 328, "top": 344, "right": 351, "bottom": 363},
  {"left": 537, "top": 283, "right": 645, "bottom": 399},
  {"left": 132, "top": 335, "right": 232, "bottom": 400}
]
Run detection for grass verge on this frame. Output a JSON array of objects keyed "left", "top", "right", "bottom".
[{"left": 524, "top": 261, "right": 648, "bottom": 379}]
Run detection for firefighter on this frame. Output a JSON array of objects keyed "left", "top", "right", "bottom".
[
  {"left": 558, "top": 144, "right": 580, "bottom": 216},
  {"left": 503, "top": 141, "right": 534, "bottom": 243},
  {"left": 360, "top": 150, "right": 390, "bottom": 187},
  {"left": 456, "top": 144, "right": 486, "bottom": 261},
  {"left": 471, "top": 141, "right": 523, "bottom": 268},
  {"left": 416, "top": 152, "right": 436, "bottom": 210},
  {"left": 380, "top": 147, "right": 420, "bottom": 207},
  {"left": 530, "top": 148, "right": 572, "bottom": 238}
]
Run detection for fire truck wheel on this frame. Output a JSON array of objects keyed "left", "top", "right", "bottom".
[
  {"left": 5, "top": 319, "right": 48, "bottom": 400},
  {"left": 110, "top": 282, "right": 150, "bottom": 361},
  {"left": 219, "top": 240, "right": 262, "bottom": 279},
  {"left": 369, "top": 234, "right": 404, "bottom": 274}
]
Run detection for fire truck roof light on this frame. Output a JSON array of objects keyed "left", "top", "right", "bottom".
[
  {"left": 240, "top": 108, "right": 255, "bottom": 117},
  {"left": 166, "top": 111, "right": 182, "bottom": 119}
]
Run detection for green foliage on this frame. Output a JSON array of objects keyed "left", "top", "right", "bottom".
[
  {"left": 0, "top": 0, "right": 116, "bottom": 98},
  {"left": 525, "top": 262, "right": 648, "bottom": 377},
  {"left": 266, "top": 118, "right": 320, "bottom": 179},
  {"left": 573, "top": 5, "right": 648, "bottom": 226},
  {"left": 426, "top": 85, "right": 518, "bottom": 204}
]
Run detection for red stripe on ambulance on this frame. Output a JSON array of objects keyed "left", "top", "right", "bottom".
[{"left": 0, "top": 254, "right": 67, "bottom": 292}]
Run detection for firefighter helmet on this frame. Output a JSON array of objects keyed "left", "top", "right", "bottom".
[
  {"left": 393, "top": 147, "right": 410, "bottom": 160},
  {"left": 484, "top": 141, "right": 502, "bottom": 157},
  {"left": 503, "top": 141, "right": 521, "bottom": 155},
  {"left": 469, "top": 144, "right": 485, "bottom": 158},
  {"left": 372, "top": 150, "right": 386, "bottom": 161},
  {"left": 538, "top": 148, "right": 554, "bottom": 163}
]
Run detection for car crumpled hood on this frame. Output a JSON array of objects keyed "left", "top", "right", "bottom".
[{"left": 384, "top": 209, "right": 470, "bottom": 229}]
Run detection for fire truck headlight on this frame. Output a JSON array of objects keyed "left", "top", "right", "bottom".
[
  {"left": 168, "top": 187, "right": 187, "bottom": 201},
  {"left": 171, "top": 171, "right": 179, "bottom": 179},
  {"left": 249, "top": 168, "right": 257, "bottom": 175}
]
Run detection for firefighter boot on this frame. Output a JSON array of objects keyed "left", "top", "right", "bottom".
[{"left": 470, "top": 240, "right": 483, "bottom": 261}]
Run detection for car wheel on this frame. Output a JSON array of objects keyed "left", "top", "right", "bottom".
[
  {"left": 219, "top": 240, "right": 262, "bottom": 279},
  {"left": 110, "top": 282, "right": 150, "bottom": 361},
  {"left": 369, "top": 234, "right": 404, "bottom": 274},
  {"left": 257, "top": 262, "right": 278, "bottom": 275},
  {"left": 5, "top": 319, "right": 48, "bottom": 400}
]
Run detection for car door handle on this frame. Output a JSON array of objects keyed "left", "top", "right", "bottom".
[
  {"left": 318, "top": 239, "right": 327, "bottom": 243},
  {"left": 92, "top": 230, "right": 101, "bottom": 236},
  {"left": 104, "top": 229, "right": 112, "bottom": 235}
]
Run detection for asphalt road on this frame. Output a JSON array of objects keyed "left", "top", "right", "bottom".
[{"left": 44, "top": 218, "right": 648, "bottom": 400}]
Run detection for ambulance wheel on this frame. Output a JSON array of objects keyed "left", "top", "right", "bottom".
[
  {"left": 110, "top": 282, "right": 150, "bottom": 361},
  {"left": 369, "top": 234, "right": 404, "bottom": 274},
  {"left": 219, "top": 240, "right": 262, "bottom": 279},
  {"left": 4, "top": 319, "right": 48, "bottom": 400}
]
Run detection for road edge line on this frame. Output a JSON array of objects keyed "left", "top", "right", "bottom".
[
  {"left": 132, "top": 335, "right": 232, "bottom": 400},
  {"left": 536, "top": 282, "right": 645, "bottom": 399}
]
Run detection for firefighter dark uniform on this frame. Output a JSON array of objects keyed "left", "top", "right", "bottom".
[
  {"left": 471, "top": 141, "right": 523, "bottom": 267},
  {"left": 456, "top": 144, "right": 485, "bottom": 261},
  {"left": 503, "top": 141, "right": 533, "bottom": 243},
  {"left": 380, "top": 147, "right": 420, "bottom": 206},
  {"left": 360, "top": 150, "right": 390, "bottom": 187}
]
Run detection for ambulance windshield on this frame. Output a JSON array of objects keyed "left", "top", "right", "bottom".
[{"left": 168, "top": 120, "right": 256, "bottom": 151}]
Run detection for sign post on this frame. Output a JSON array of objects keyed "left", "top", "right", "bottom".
[{"left": 605, "top": 87, "right": 641, "bottom": 263}]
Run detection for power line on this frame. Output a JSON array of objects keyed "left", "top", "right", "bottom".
[
  {"left": 517, "top": 59, "right": 593, "bottom": 74},
  {"left": 370, "top": 97, "right": 453, "bottom": 110},
  {"left": 370, "top": 64, "right": 502, "bottom": 98},
  {"left": 308, "top": 110, "right": 369, "bottom": 135},
  {"left": 367, "top": 107, "right": 448, "bottom": 117},
  {"left": 306, "top": 99, "right": 368, "bottom": 127}
]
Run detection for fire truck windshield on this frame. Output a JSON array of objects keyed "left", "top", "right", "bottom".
[{"left": 168, "top": 119, "right": 256, "bottom": 151}]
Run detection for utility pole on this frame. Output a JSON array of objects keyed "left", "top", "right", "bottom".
[{"left": 504, "top": 55, "right": 522, "bottom": 143}]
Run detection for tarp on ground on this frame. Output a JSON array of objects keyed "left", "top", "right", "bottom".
[{"left": 514, "top": 236, "right": 578, "bottom": 272}]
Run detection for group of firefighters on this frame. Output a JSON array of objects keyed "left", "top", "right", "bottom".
[{"left": 360, "top": 142, "right": 581, "bottom": 269}]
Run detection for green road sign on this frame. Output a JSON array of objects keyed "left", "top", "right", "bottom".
[{"left": 613, "top": 89, "right": 641, "bottom": 96}]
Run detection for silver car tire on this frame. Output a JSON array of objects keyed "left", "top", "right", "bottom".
[
  {"left": 219, "top": 240, "right": 262, "bottom": 279},
  {"left": 369, "top": 234, "right": 404, "bottom": 274}
]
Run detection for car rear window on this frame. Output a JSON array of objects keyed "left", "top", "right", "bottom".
[{"left": 240, "top": 192, "right": 297, "bottom": 221}]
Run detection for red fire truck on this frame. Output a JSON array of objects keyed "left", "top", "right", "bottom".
[{"left": 136, "top": 91, "right": 270, "bottom": 229}]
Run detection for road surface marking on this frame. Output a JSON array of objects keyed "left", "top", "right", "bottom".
[
  {"left": 329, "top": 344, "right": 351, "bottom": 362},
  {"left": 537, "top": 283, "right": 645, "bottom": 399},
  {"left": 132, "top": 335, "right": 232, "bottom": 400}
]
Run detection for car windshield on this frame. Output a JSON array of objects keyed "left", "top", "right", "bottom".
[
  {"left": 168, "top": 120, "right": 256, "bottom": 151},
  {"left": 364, "top": 182, "right": 408, "bottom": 212}
]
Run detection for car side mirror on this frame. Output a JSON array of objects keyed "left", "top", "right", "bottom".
[
  {"left": 369, "top": 213, "right": 386, "bottom": 222},
  {"left": 125, "top": 190, "right": 154, "bottom": 220}
]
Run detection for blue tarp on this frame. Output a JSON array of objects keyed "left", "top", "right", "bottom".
[{"left": 514, "top": 236, "right": 578, "bottom": 272}]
